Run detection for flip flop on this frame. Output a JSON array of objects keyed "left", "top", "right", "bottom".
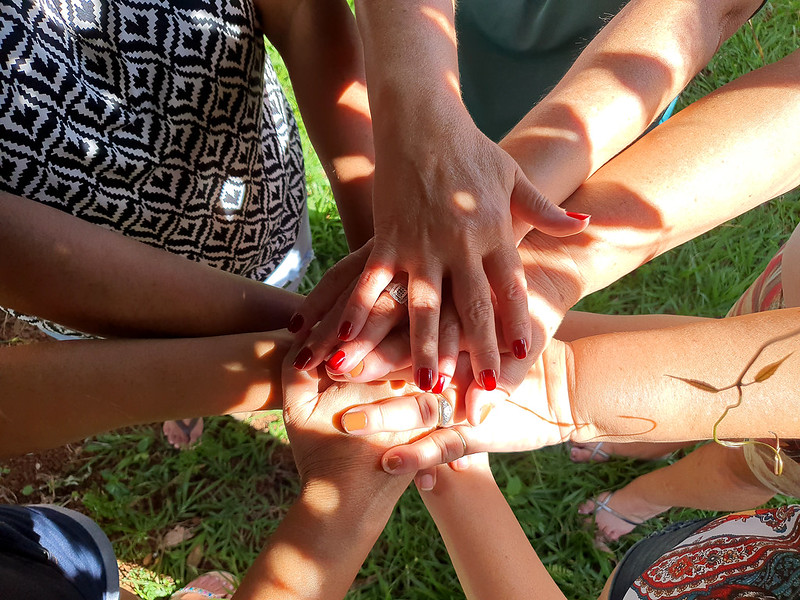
[{"left": 170, "top": 570, "right": 237, "bottom": 599}]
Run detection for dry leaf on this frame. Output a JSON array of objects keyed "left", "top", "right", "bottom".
[
  {"left": 186, "top": 544, "right": 204, "bottom": 569},
  {"left": 666, "top": 375, "right": 720, "bottom": 393},
  {"left": 753, "top": 352, "right": 794, "bottom": 383},
  {"left": 163, "top": 525, "right": 194, "bottom": 548}
]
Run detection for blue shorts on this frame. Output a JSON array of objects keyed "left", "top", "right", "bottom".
[{"left": 0, "top": 504, "right": 119, "bottom": 600}]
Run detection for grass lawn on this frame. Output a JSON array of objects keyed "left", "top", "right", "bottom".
[{"left": 3, "top": 3, "right": 799, "bottom": 599}]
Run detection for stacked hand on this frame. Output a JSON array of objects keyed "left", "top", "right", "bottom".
[{"left": 288, "top": 120, "right": 589, "bottom": 403}]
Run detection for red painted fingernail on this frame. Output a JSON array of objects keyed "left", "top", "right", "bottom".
[
  {"left": 337, "top": 321, "right": 353, "bottom": 341},
  {"left": 512, "top": 339, "right": 528, "bottom": 360},
  {"left": 293, "top": 347, "right": 313, "bottom": 370},
  {"left": 431, "top": 374, "right": 446, "bottom": 394},
  {"left": 416, "top": 368, "right": 434, "bottom": 391},
  {"left": 566, "top": 211, "right": 590, "bottom": 221},
  {"left": 479, "top": 369, "right": 497, "bottom": 391},
  {"left": 287, "top": 313, "right": 303, "bottom": 333},
  {"left": 327, "top": 350, "right": 346, "bottom": 371}
]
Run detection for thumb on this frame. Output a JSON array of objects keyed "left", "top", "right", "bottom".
[{"left": 510, "top": 169, "right": 590, "bottom": 238}]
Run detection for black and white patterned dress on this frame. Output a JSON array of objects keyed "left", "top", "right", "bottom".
[{"left": 1, "top": 0, "right": 311, "bottom": 336}]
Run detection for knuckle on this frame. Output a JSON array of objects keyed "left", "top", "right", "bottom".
[
  {"left": 411, "top": 329, "right": 439, "bottom": 359},
  {"left": 470, "top": 348, "right": 499, "bottom": 366},
  {"left": 357, "top": 269, "right": 384, "bottom": 295},
  {"left": 438, "top": 317, "right": 461, "bottom": 343},
  {"left": 498, "top": 277, "right": 527, "bottom": 305},
  {"left": 410, "top": 295, "right": 440, "bottom": 317},
  {"left": 462, "top": 297, "right": 494, "bottom": 328},
  {"left": 417, "top": 394, "right": 439, "bottom": 427},
  {"left": 429, "top": 432, "right": 462, "bottom": 463}
]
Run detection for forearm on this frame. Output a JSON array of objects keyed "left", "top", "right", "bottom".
[
  {"left": 569, "top": 307, "right": 800, "bottom": 444},
  {"left": 355, "top": 0, "right": 470, "bottom": 141},
  {"left": 501, "top": 0, "right": 763, "bottom": 204},
  {"left": 555, "top": 311, "right": 709, "bottom": 342},
  {"left": 234, "top": 475, "right": 412, "bottom": 599},
  {"left": 0, "top": 194, "right": 301, "bottom": 336},
  {"left": 266, "top": 0, "right": 374, "bottom": 249},
  {"left": 420, "top": 464, "right": 566, "bottom": 600},
  {"left": 0, "top": 331, "right": 290, "bottom": 457},
  {"left": 521, "top": 50, "right": 800, "bottom": 309}
]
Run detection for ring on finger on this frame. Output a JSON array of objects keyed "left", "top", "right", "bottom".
[
  {"left": 451, "top": 427, "right": 468, "bottom": 454},
  {"left": 436, "top": 393, "right": 453, "bottom": 427},
  {"left": 382, "top": 281, "right": 408, "bottom": 305}
]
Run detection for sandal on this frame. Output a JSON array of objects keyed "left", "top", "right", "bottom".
[
  {"left": 569, "top": 441, "right": 610, "bottom": 463},
  {"left": 170, "top": 570, "right": 237, "bottom": 599},
  {"left": 569, "top": 441, "right": 677, "bottom": 464},
  {"left": 579, "top": 491, "right": 644, "bottom": 547},
  {"left": 162, "top": 418, "right": 204, "bottom": 450}
]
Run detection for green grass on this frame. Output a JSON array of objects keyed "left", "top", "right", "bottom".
[{"left": 28, "top": 3, "right": 800, "bottom": 599}]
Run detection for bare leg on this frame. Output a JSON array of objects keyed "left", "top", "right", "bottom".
[{"left": 580, "top": 442, "right": 774, "bottom": 541}]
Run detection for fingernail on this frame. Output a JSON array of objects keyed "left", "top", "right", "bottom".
[
  {"left": 512, "top": 339, "right": 528, "bottom": 360},
  {"left": 293, "top": 347, "right": 313, "bottom": 370},
  {"left": 348, "top": 361, "right": 365, "bottom": 378},
  {"left": 479, "top": 403, "right": 494, "bottom": 424},
  {"left": 453, "top": 456, "right": 470, "bottom": 470},
  {"left": 419, "top": 474, "right": 434, "bottom": 491},
  {"left": 327, "top": 350, "right": 346, "bottom": 370},
  {"left": 479, "top": 369, "right": 497, "bottom": 391},
  {"left": 337, "top": 321, "right": 353, "bottom": 341},
  {"left": 431, "top": 374, "right": 446, "bottom": 395},
  {"left": 566, "top": 211, "right": 591, "bottom": 221},
  {"left": 384, "top": 455, "right": 403, "bottom": 473},
  {"left": 390, "top": 380, "right": 406, "bottom": 390},
  {"left": 342, "top": 411, "right": 367, "bottom": 432},
  {"left": 287, "top": 313, "right": 303, "bottom": 333},
  {"left": 416, "top": 368, "right": 434, "bottom": 391}
]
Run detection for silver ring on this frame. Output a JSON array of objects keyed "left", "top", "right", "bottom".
[
  {"left": 451, "top": 427, "right": 468, "bottom": 454},
  {"left": 383, "top": 281, "right": 408, "bottom": 305},
  {"left": 437, "top": 393, "right": 453, "bottom": 427}
]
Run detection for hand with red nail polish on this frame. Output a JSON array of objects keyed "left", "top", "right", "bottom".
[{"left": 339, "top": 342, "right": 576, "bottom": 474}]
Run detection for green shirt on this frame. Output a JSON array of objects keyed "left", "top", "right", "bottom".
[{"left": 456, "top": 0, "right": 629, "bottom": 141}]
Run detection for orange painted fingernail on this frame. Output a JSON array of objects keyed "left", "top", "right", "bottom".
[
  {"left": 348, "top": 361, "right": 365, "bottom": 377},
  {"left": 342, "top": 411, "right": 368, "bottom": 432},
  {"left": 390, "top": 380, "right": 406, "bottom": 390}
]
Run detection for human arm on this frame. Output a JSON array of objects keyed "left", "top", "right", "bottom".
[
  {"left": 257, "top": 0, "right": 374, "bottom": 249},
  {"left": 340, "top": 306, "right": 800, "bottom": 472},
  {"left": 474, "top": 47, "right": 800, "bottom": 411},
  {"left": 232, "top": 367, "right": 418, "bottom": 599},
  {"left": 0, "top": 193, "right": 301, "bottom": 337},
  {"left": 419, "top": 455, "right": 567, "bottom": 600},
  {"left": 303, "top": 0, "right": 585, "bottom": 393},
  {"left": 500, "top": 0, "right": 765, "bottom": 206},
  {"left": 0, "top": 330, "right": 292, "bottom": 458}
]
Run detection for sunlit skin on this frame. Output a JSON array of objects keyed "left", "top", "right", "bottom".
[{"left": 291, "top": 0, "right": 768, "bottom": 423}]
